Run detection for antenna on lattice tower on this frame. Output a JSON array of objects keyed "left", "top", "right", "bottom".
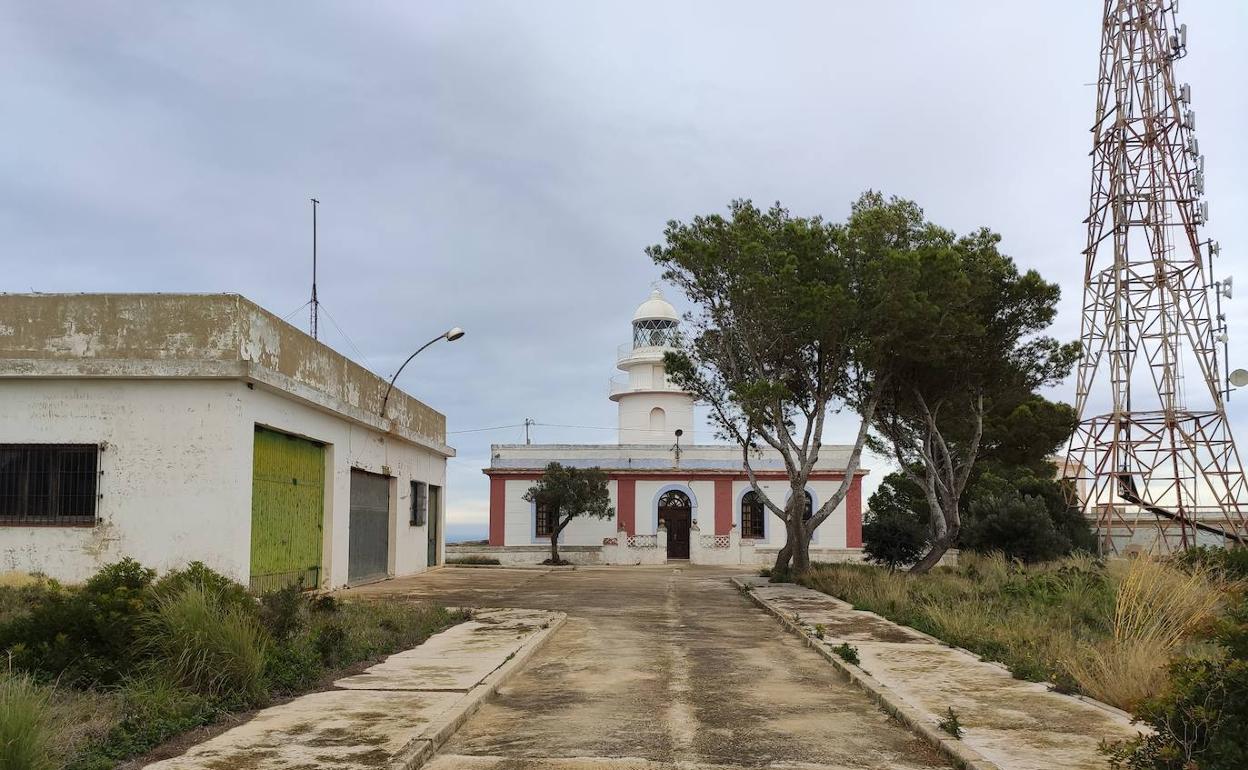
[
  {"left": 310, "top": 197, "right": 320, "bottom": 340},
  {"left": 1068, "top": 0, "right": 1247, "bottom": 555}
]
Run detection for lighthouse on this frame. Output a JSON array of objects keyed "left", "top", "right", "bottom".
[{"left": 609, "top": 289, "right": 695, "bottom": 445}]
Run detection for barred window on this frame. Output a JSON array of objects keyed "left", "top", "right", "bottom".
[
  {"left": 0, "top": 444, "right": 99, "bottom": 525},
  {"left": 535, "top": 501, "right": 552, "bottom": 538},
  {"left": 741, "top": 490, "right": 765, "bottom": 539}
]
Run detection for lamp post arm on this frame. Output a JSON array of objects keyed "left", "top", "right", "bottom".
[{"left": 380, "top": 333, "right": 444, "bottom": 419}]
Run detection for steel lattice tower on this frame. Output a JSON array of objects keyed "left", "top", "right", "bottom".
[{"left": 1070, "top": 0, "right": 1248, "bottom": 554}]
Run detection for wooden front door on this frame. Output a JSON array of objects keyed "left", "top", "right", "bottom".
[{"left": 659, "top": 490, "right": 692, "bottom": 559}]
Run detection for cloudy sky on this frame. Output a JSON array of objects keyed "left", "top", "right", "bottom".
[{"left": 3, "top": 2, "right": 1246, "bottom": 540}]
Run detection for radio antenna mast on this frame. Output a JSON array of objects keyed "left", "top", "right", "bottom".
[
  {"left": 310, "top": 197, "right": 320, "bottom": 340},
  {"left": 1069, "top": 0, "right": 1248, "bottom": 553}
]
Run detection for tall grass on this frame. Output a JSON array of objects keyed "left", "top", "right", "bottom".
[
  {"left": 800, "top": 553, "right": 1236, "bottom": 711},
  {"left": 0, "top": 672, "right": 67, "bottom": 770},
  {"left": 1063, "top": 558, "right": 1223, "bottom": 710},
  {"left": 143, "top": 585, "right": 269, "bottom": 705}
]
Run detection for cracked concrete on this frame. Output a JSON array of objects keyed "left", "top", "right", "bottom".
[{"left": 352, "top": 566, "right": 952, "bottom": 770}]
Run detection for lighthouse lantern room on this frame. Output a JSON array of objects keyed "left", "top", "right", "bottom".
[{"left": 609, "top": 289, "right": 695, "bottom": 445}]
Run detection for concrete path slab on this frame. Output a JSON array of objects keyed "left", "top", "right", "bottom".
[
  {"left": 144, "top": 607, "right": 565, "bottom": 770},
  {"left": 335, "top": 608, "right": 551, "bottom": 691},
  {"left": 736, "top": 577, "right": 1140, "bottom": 770},
  {"left": 352, "top": 566, "right": 954, "bottom": 770}
]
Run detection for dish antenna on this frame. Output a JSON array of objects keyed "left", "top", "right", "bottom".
[{"left": 1231, "top": 369, "right": 1248, "bottom": 388}]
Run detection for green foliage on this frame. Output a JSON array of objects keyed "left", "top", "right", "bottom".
[
  {"left": 832, "top": 643, "right": 860, "bottom": 665},
  {"left": 938, "top": 707, "right": 964, "bottom": 739},
  {"left": 66, "top": 675, "right": 218, "bottom": 770},
  {"left": 799, "top": 555, "right": 1119, "bottom": 691},
  {"left": 1172, "top": 546, "right": 1248, "bottom": 582},
  {"left": 524, "top": 462, "right": 614, "bottom": 562},
  {"left": 447, "top": 555, "right": 502, "bottom": 565},
  {"left": 152, "top": 561, "right": 253, "bottom": 615},
  {"left": 0, "top": 558, "right": 156, "bottom": 686},
  {"left": 259, "top": 584, "right": 305, "bottom": 641},
  {"left": 1109, "top": 596, "right": 1248, "bottom": 770},
  {"left": 263, "top": 636, "right": 323, "bottom": 695},
  {"left": 0, "top": 672, "right": 66, "bottom": 770},
  {"left": 863, "top": 508, "right": 929, "bottom": 570},
  {"left": 961, "top": 492, "right": 1074, "bottom": 563},
  {"left": 143, "top": 584, "right": 269, "bottom": 705}
]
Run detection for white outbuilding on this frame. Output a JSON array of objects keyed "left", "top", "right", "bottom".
[{"left": 0, "top": 293, "right": 453, "bottom": 589}]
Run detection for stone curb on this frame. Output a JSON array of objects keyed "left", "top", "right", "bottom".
[
  {"left": 732, "top": 577, "right": 1000, "bottom": 770},
  {"left": 444, "top": 564, "right": 577, "bottom": 571},
  {"left": 393, "top": 610, "right": 569, "bottom": 770}
]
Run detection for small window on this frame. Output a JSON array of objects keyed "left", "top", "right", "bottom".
[
  {"left": 800, "top": 490, "right": 814, "bottom": 522},
  {"left": 0, "top": 444, "right": 99, "bottom": 525},
  {"left": 410, "top": 480, "right": 428, "bottom": 526},
  {"left": 535, "top": 501, "right": 552, "bottom": 538},
  {"left": 741, "top": 490, "right": 765, "bottom": 539}
]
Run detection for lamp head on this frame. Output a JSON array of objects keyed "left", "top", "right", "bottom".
[{"left": 445, "top": 327, "right": 466, "bottom": 342}]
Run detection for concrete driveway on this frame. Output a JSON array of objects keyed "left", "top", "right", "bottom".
[{"left": 346, "top": 566, "right": 950, "bottom": 770}]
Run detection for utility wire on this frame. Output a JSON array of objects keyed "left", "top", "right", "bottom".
[
  {"left": 448, "top": 423, "right": 526, "bottom": 435},
  {"left": 318, "top": 302, "right": 376, "bottom": 373},
  {"left": 281, "top": 299, "right": 312, "bottom": 323}
]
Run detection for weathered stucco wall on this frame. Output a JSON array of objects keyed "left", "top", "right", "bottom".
[
  {"left": 0, "top": 293, "right": 446, "bottom": 450},
  {"left": 0, "top": 378, "right": 448, "bottom": 586}
]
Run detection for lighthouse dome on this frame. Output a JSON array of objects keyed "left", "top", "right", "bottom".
[{"left": 632, "top": 289, "right": 679, "bottom": 323}]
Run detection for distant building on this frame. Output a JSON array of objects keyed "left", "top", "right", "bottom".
[
  {"left": 471, "top": 290, "right": 865, "bottom": 566},
  {"left": 0, "top": 293, "right": 453, "bottom": 588}
]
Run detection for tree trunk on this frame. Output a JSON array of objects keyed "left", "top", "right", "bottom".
[
  {"left": 791, "top": 515, "right": 811, "bottom": 575},
  {"left": 550, "top": 533, "right": 560, "bottom": 564},
  {"left": 772, "top": 540, "right": 792, "bottom": 575},
  {"left": 910, "top": 523, "right": 959, "bottom": 574}
]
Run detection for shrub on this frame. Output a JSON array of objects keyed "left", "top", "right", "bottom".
[
  {"left": 862, "top": 509, "right": 928, "bottom": 570},
  {"left": 961, "top": 493, "right": 1073, "bottom": 563},
  {"left": 264, "top": 637, "right": 324, "bottom": 695},
  {"left": 1108, "top": 597, "right": 1248, "bottom": 770},
  {"left": 259, "top": 584, "right": 306, "bottom": 641},
  {"left": 67, "top": 675, "right": 218, "bottom": 770},
  {"left": 0, "top": 558, "right": 156, "bottom": 686},
  {"left": 143, "top": 585, "right": 269, "bottom": 705},
  {"left": 152, "top": 561, "right": 253, "bottom": 614},
  {"left": 447, "top": 556, "right": 502, "bottom": 565},
  {"left": 0, "top": 672, "right": 67, "bottom": 770}
]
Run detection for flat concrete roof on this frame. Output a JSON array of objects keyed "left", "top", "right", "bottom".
[
  {"left": 0, "top": 293, "right": 452, "bottom": 456},
  {"left": 487, "top": 442, "right": 862, "bottom": 474}
]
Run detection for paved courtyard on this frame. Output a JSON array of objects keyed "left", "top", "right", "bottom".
[{"left": 346, "top": 566, "right": 951, "bottom": 770}]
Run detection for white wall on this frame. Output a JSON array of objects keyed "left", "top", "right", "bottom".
[
  {"left": 0, "top": 380, "right": 251, "bottom": 583},
  {"left": 0, "top": 379, "right": 447, "bottom": 587},
  {"left": 501, "top": 477, "right": 619, "bottom": 547},
  {"left": 617, "top": 391, "right": 695, "bottom": 444},
  {"left": 498, "top": 474, "right": 851, "bottom": 552}
]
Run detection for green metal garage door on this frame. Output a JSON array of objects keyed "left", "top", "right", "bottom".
[{"left": 250, "top": 427, "right": 324, "bottom": 592}]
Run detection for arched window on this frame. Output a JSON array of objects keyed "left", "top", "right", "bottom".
[
  {"left": 649, "top": 407, "right": 666, "bottom": 432},
  {"left": 657, "top": 489, "right": 690, "bottom": 510},
  {"left": 741, "top": 490, "right": 766, "bottom": 539},
  {"left": 800, "top": 490, "right": 814, "bottom": 522}
]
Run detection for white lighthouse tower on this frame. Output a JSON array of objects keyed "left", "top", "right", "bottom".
[{"left": 609, "top": 289, "right": 695, "bottom": 445}]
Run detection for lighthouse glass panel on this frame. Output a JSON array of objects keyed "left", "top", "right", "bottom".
[{"left": 633, "top": 319, "right": 678, "bottom": 348}]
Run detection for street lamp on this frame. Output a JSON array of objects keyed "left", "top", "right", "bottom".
[{"left": 380, "top": 327, "right": 465, "bottom": 418}]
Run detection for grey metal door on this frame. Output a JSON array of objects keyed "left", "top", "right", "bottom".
[{"left": 348, "top": 469, "right": 390, "bottom": 584}]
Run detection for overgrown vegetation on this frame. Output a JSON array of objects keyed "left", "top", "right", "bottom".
[
  {"left": 0, "top": 559, "right": 464, "bottom": 769},
  {"left": 447, "top": 555, "right": 502, "bottom": 566},
  {"left": 799, "top": 552, "right": 1238, "bottom": 714}
]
